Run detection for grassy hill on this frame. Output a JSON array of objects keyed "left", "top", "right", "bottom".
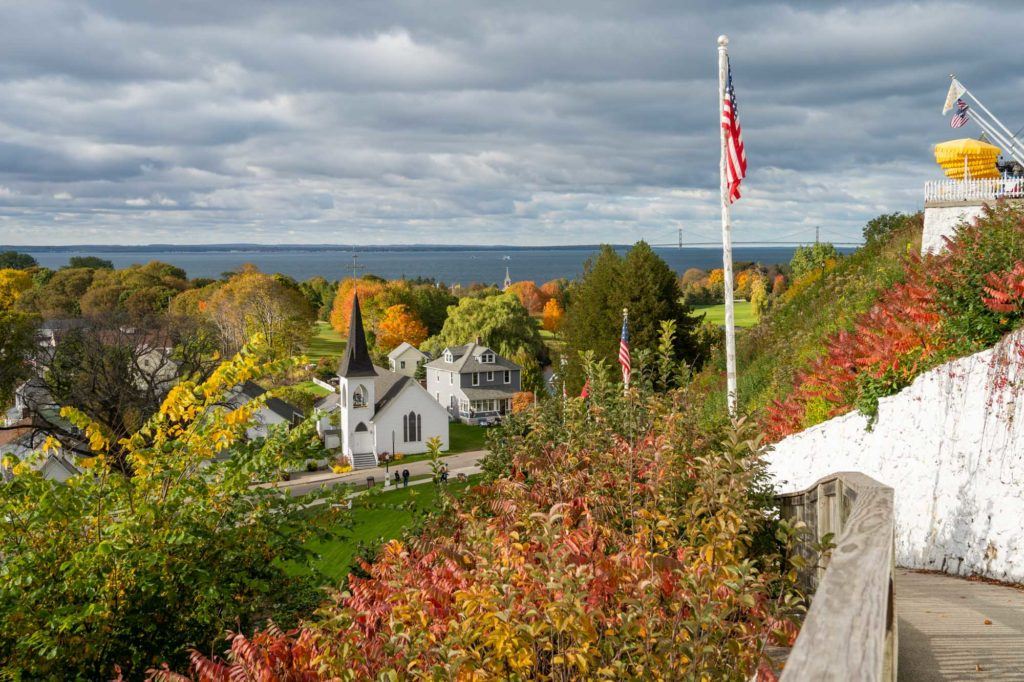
[{"left": 697, "top": 204, "right": 1024, "bottom": 438}]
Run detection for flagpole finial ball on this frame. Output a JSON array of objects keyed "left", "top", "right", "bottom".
[{"left": 718, "top": 35, "right": 729, "bottom": 47}]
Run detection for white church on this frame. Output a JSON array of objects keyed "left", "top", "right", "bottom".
[{"left": 326, "top": 294, "right": 449, "bottom": 469}]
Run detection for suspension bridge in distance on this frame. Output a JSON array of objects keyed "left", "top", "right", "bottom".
[{"left": 646, "top": 225, "right": 863, "bottom": 248}]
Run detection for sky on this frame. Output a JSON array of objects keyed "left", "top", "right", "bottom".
[{"left": 0, "top": 0, "right": 1021, "bottom": 247}]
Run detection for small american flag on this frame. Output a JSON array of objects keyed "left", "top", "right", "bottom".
[
  {"left": 951, "top": 99, "right": 970, "bottom": 129},
  {"left": 619, "top": 311, "right": 631, "bottom": 388},
  {"left": 722, "top": 60, "right": 747, "bottom": 203}
]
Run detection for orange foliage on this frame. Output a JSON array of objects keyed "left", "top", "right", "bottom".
[
  {"left": 328, "top": 279, "right": 386, "bottom": 337},
  {"left": 541, "top": 298, "right": 564, "bottom": 332},
  {"left": 505, "top": 280, "right": 548, "bottom": 314},
  {"left": 510, "top": 391, "right": 534, "bottom": 413},
  {"left": 376, "top": 304, "right": 428, "bottom": 352}
]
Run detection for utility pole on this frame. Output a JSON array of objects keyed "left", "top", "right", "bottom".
[{"left": 815, "top": 226, "right": 820, "bottom": 244}]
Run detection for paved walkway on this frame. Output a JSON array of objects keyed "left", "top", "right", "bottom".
[
  {"left": 897, "top": 569, "right": 1024, "bottom": 680},
  {"left": 279, "top": 449, "right": 488, "bottom": 496}
]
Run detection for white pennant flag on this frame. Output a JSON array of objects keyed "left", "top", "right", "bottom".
[{"left": 943, "top": 78, "right": 966, "bottom": 115}]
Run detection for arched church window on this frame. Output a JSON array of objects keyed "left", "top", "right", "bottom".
[
  {"left": 354, "top": 422, "right": 368, "bottom": 432},
  {"left": 403, "top": 411, "right": 422, "bottom": 442}
]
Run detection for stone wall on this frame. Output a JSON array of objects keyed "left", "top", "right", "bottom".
[
  {"left": 766, "top": 329, "right": 1024, "bottom": 582},
  {"left": 921, "top": 203, "right": 986, "bottom": 255}
]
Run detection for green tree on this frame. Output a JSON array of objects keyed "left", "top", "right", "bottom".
[
  {"left": 423, "top": 292, "right": 545, "bottom": 362},
  {"left": 862, "top": 212, "right": 912, "bottom": 245},
  {"left": 561, "top": 242, "right": 700, "bottom": 390},
  {"left": 0, "top": 341, "right": 343, "bottom": 679},
  {"left": 17, "top": 267, "right": 95, "bottom": 317},
  {"left": 66, "top": 255, "right": 114, "bottom": 269},
  {"left": 406, "top": 283, "right": 457, "bottom": 336},
  {"left": 789, "top": 242, "right": 840, "bottom": 280},
  {"left": 0, "top": 310, "right": 38, "bottom": 406},
  {"left": 0, "top": 251, "right": 37, "bottom": 269}
]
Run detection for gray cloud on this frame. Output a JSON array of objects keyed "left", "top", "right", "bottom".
[{"left": 0, "top": 0, "right": 1020, "bottom": 246}]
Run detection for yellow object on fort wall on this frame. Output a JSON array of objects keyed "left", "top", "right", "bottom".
[{"left": 934, "top": 138, "right": 1002, "bottom": 179}]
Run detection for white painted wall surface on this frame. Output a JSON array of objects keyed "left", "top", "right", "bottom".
[
  {"left": 373, "top": 383, "right": 450, "bottom": 455},
  {"left": 921, "top": 204, "right": 986, "bottom": 255},
  {"left": 766, "top": 329, "right": 1024, "bottom": 582}
]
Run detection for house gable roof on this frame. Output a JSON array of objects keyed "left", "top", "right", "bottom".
[
  {"left": 424, "top": 342, "right": 519, "bottom": 373},
  {"left": 387, "top": 342, "right": 428, "bottom": 361},
  {"left": 234, "top": 381, "right": 304, "bottom": 423}
]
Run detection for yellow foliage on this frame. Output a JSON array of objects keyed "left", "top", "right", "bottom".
[{"left": 0, "top": 269, "right": 32, "bottom": 309}]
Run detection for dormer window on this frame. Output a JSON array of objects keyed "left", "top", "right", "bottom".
[
  {"left": 444, "top": 350, "right": 453, "bottom": 363},
  {"left": 481, "top": 352, "right": 495, "bottom": 364}
]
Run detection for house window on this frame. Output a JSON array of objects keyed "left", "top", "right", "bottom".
[
  {"left": 449, "top": 373, "right": 453, "bottom": 385},
  {"left": 486, "top": 371, "right": 494, "bottom": 382},
  {"left": 472, "top": 372, "right": 479, "bottom": 386},
  {"left": 400, "top": 360, "right": 406, "bottom": 369},
  {"left": 352, "top": 385, "right": 368, "bottom": 408},
  {"left": 403, "top": 411, "right": 422, "bottom": 442},
  {"left": 504, "top": 370, "right": 511, "bottom": 384}
]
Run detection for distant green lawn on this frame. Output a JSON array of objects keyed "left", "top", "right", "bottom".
[
  {"left": 290, "top": 478, "right": 476, "bottom": 581},
  {"left": 448, "top": 422, "right": 488, "bottom": 453},
  {"left": 292, "top": 380, "right": 332, "bottom": 397},
  {"left": 694, "top": 301, "right": 758, "bottom": 328},
  {"left": 305, "top": 321, "right": 346, "bottom": 361}
]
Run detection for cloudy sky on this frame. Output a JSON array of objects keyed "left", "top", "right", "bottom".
[{"left": 0, "top": 1, "right": 1020, "bottom": 246}]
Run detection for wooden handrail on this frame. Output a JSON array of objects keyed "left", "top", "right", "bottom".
[{"left": 777, "top": 472, "right": 897, "bottom": 681}]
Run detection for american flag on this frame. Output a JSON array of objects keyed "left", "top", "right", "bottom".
[
  {"left": 619, "top": 311, "right": 631, "bottom": 387},
  {"left": 951, "top": 99, "right": 970, "bottom": 129},
  {"left": 722, "top": 60, "right": 747, "bottom": 203}
]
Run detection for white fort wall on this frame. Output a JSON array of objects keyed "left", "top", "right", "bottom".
[
  {"left": 921, "top": 204, "right": 987, "bottom": 255},
  {"left": 766, "top": 329, "right": 1024, "bottom": 582}
]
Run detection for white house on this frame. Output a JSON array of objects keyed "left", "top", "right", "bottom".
[
  {"left": 387, "top": 342, "right": 429, "bottom": 378},
  {"left": 334, "top": 295, "right": 449, "bottom": 469}
]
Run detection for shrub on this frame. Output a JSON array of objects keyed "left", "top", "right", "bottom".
[{"left": 169, "top": 363, "right": 804, "bottom": 681}]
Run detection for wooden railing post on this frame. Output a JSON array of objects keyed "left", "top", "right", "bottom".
[{"left": 777, "top": 472, "right": 897, "bottom": 681}]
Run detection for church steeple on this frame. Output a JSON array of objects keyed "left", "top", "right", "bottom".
[
  {"left": 339, "top": 294, "right": 377, "bottom": 378},
  {"left": 503, "top": 266, "right": 512, "bottom": 291}
]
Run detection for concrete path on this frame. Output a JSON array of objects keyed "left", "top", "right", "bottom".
[
  {"left": 279, "top": 449, "right": 488, "bottom": 496},
  {"left": 897, "top": 569, "right": 1024, "bottom": 680}
]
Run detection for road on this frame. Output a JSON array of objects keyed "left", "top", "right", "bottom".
[
  {"left": 897, "top": 569, "right": 1024, "bottom": 680},
  {"left": 279, "top": 449, "right": 488, "bottom": 496}
]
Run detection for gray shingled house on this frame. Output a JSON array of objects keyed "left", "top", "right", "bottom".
[{"left": 425, "top": 342, "right": 521, "bottom": 424}]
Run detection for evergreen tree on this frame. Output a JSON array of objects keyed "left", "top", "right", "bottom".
[{"left": 561, "top": 242, "right": 700, "bottom": 391}]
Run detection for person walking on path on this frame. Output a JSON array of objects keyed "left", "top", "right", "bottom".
[
  {"left": 393, "top": 471, "right": 400, "bottom": 487},
  {"left": 402, "top": 469, "right": 410, "bottom": 487}
]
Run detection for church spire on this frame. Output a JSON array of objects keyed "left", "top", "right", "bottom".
[
  {"left": 339, "top": 293, "right": 377, "bottom": 378},
  {"left": 503, "top": 266, "right": 512, "bottom": 291}
]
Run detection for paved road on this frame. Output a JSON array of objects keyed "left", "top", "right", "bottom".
[
  {"left": 279, "top": 449, "right": 488, "bottom": 496},
  {"left": 897, "top": 569, "right": 1024, "bottom": 680}
]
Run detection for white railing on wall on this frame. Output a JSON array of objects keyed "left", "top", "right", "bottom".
[{"left": 925, "top": 178, "right": 1024, "bottom": 203}]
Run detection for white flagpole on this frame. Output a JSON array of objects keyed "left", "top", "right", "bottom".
[
  {"left": 718, "top": 35, "right": 738, "bottom": 418},
  {"left": 954, "top": 76, "right": 1024, "bottom": 164}
]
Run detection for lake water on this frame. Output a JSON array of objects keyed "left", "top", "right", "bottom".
[{"left": 17, "top": 245, "right": 853, "bottom": 284}]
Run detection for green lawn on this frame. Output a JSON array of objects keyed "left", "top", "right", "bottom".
[
  {"left": 693, "top": 301, "right": 758, "bottom": 328},
  {"left": 305, "top": 321, "right": 346, "bottom": 360},
  {"left": 291, "top": 478, "right": 476, "bottom": 581},
  {"left": 447, "top": 422, "right": 488, "bottom": 453},
  {"left": 292, "top": 380, "right": 332, "bottom": 397}
]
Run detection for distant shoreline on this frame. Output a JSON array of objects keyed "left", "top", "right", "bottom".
[{"left": 1, "top": 243, "right": 846, "bottom": 254}]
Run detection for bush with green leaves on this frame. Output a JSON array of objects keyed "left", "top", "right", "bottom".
[{"left": 0, "top": 340, "right": 346, "bottom": 679}]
